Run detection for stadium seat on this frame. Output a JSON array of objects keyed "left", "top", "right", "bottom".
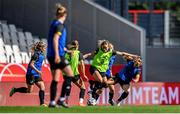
[
  {"left": 33, "top": 37, "right": 40, "bottom": 43},
  {"left": 21, "top": 52, "right": 30, "bottom": 63},
  {"left": 26, "top": 38, "right": 34, "bottom": 46},
  {"left": 2, "top": 31, "right": 11, "bottom": 45},
  {"left": 0, "top": 53, "right": 7, "bottom": 63},
  {"left": 41, "top": 38, "right": 47, "bottom": 44},
  {"left": 10, "top": 32, "right": 19, "bottom": 45},
  {"left": 0, "top": 45, "right": 5, "bottom": 54},
  {"left": 25, "top": 32, "right": 33, "bottom": 40},
  {"left": 2, "top": 23, "right": 9, "bottom": 32},
  {"left": 14, "top": 53, "right": 22, "bottom": 63},
  {"left": 12, "top": 45, "right": 20, "bottom": 53},
  {"left": 0, "top": 24, "right": 2, "bottom": 32},
  {"left": 9, "top": 24, "right": 17, "bottom": 32},
  {"left": 18, "top": 32, "right": 26, "bottom": 45},
  {"left": 0, "top": 32, "right": 4, "bottom": 46},
  {"left": 0, "top": 38, "right": 4, "bottom": 46},
  {"left": 19, "top": 45, "right": 28, "bottom": 52},
  {"left": 4, "top": 45, "right": 13, "bottom": 55}
]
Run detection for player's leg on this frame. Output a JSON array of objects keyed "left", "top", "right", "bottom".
[
  {"left": 93, "top": 70, "right": 103, "bottom": 83},
  {"left": 9, "top": 75, "right": 34, "bottom": 97},
  {"left": 108, "top": 84, "right": 115, "bottom": 105},
  {"left": 88, "top": 80, "right": 96, "bottom": 99},
  {"left": 49, "top": 69, "right": 61, "bottom": 107},
  {"left": 117, "top": 84, "right": 130, "bottom": 106},
  {"left": 57, "top": 76, "right": 71, "bottom": 108},
  {"left": 73, "top": 76, "right": 86, "bottom": 106},
  {"left": 35, "top": 77, "right": 46, "bottom": 106},
  {"left": 90, "top": 66, "right": 103, "bottom": 83}
]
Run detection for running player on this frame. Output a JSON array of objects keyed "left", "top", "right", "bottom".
[
  {"left": 47, "top": 3, "right": 74, "bottom": 108},
  {"left": 59, "top": 40, "right": 88, "bottom": 106},
  {"left": 107, "top": 55, "right": 142, "bottom": 106},
  {"left": 9, "top": 41, "right": 47, "bottom": 106}
]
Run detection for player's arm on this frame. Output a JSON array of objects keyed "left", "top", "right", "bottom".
[
  {"left": 79, "top": 53, "right": 88, "bottom": 80},
  {"left": 83, "top": 51, "right": 96, "bottom": 59},
  {"left": 29, "top": 55, "right": 42, "bottom": 76},
  {"left": 53, "top": 24, "right": 63, "bottom": 64},
  {"left": 133, "top": 74, "right": 140, "bottom": 83},
  {"left": 83, "top": 48, "right": 99, "bottom": 59},
  {"left": 80, "top": 60, "right": 88, "bottom": 81},
  {"left": 64, "top": 47, "right": 74, "bottom": 56},
  {"left": 106, "top": 78, "right": 115, "bottom": 85}
]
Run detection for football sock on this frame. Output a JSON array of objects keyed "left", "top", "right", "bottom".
[
  {"left": 109, "top": 92, "right": 114, "bottom": 101},
  {"left": 15, "top": 87, "right": 27, "bottom": 93},
  {"left": 50, "top": 80, "right": 58, "bottom": 101},
  {"left": 39, "top": 90, "right": 45, "bottom": 105},
  {"left": 89, "top": 80, "right": 95, "bottom": 90},
  {"left": 79, "top": 88, "right": 85, "bottom": 99},
  {"left": 118, "top": 91, "right": 129, "bottom": 102},
  {"left": 60, "top": 77, "right": 71, "bottom": 98}
]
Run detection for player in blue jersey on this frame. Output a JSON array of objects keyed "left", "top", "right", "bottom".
[
  {"left": 105, "top": 43, "right": 116, "bottom": 105},
  {"left": 9, "top": 41, "right": 47, "bottom": 106},
  {"left": 47, "top": 4, "right": 74, "bottom": 108},
  {"left": 107, "top": 54, "right": 142, "bottom": 106}
]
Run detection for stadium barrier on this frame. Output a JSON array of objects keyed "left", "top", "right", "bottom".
[
  {"left": 1, "top": 63, "right": 179, "bottom": 106},
  {"left": 0, "top": 82, "right": 179, "bottom": 106}
]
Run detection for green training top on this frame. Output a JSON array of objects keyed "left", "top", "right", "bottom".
[
  {"left": 92, "top": 48, "right": 113, "bottom": 72},
  {"left": 65, "top": 50, "right": 81, "bottom": 76}
]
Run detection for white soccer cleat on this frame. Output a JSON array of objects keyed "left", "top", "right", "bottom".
[
  {"left": 116, "top": 101, "right": 122, "bottom": 106},
  {"left": 87, "top": 98, "right": 96, "bottom": 106}
]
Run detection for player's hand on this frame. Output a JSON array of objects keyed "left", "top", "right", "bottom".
[
  {"left": 38, "top": 71, "right": 42, "bottom": 76},
  {"left": 133, "top": 79, "right": 139, "bottom": 83},
  {"left": 55, "top": 56, "right": 61, "bottom": 64}
]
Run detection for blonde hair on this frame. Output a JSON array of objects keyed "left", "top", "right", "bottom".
[
  {"left": 109, "top": 43, "right": 114, "bottom": 50},
  {"left": 55, "top": 3, "right": 67, "bottom": 17},
  {"left": 30, "top": 41, "right": 47, "bottom": 55}
]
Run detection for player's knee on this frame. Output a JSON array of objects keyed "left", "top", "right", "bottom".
[
  {"left": 27, "top": 89, "right": 33, "bottom": 93},
  {"left": 81, "top": 85, "right": 86, "bottom": 90},
  {"left": 110, "top": 89, "right": 115, "bottom": 93}
]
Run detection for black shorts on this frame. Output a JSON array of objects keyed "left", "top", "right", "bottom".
[
  {"left": 48, "top": 57, "right": 69, "bottom": 70},
  {"left": 26, "top": 75, "right": 43, "bottom": 85},
  {"left": 105, "top": 74, "right": 112, "bottom": 79},
  {"left": 115, "top": 73, "right": 130, "bottom": 86},
  {"left": 64, "top": 75, "right": 80, "bottom": 83},
  {"left": 89, "top": 65, "right": 106, "bottom": 77}
]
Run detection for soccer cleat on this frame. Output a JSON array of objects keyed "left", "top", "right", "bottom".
[
  {"left": 57, "top": 100, "right": 69, "bottom": 108},
  {"left": 108, "top": 99, "right": 116, "bottom": 106},
  {"left": 79, "top": 102, "right": 86, "bottom": 107},
  {"left": 9, "top": 87, "right": 16, "bottom": 97},
  {"left": 116, "top": 101, "right": 122, "bottom": 106},
  {"left": 48, "top": 103, "right": 57, "bottom": 108},
  {"left": 40, "top": 104, "right": 48, "bottom": 107}
]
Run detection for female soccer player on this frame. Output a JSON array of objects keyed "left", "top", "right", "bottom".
[
  {"left": 84, "top": 40, "right": 138, "bottom": 105},
  {"left": 9, "top": 41, "right": 47, "bottom": 106},
  {"left": 59, "top": 40, "right": 88, "bottom": 106},
  {"left": 47, "top": 4, "right": 74, "bottom": 108},
  {"left": 107, "top": 55, "right": 142, "bottom": 106}
]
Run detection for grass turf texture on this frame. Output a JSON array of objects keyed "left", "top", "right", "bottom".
[{"left": 0, "top": 105, "right": 180, "bottom": 113}]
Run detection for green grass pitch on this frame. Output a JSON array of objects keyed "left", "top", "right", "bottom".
[{"left": 0, "top": 105, "right": 180, "bottom": 113}]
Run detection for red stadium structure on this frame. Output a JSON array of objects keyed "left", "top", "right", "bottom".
[{"left": 0, "top": 63, "right": 179, "bottom": 106}]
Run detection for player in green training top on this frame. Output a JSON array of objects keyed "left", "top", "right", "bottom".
[
  {"left": 84, "top": 40, "right": 138, "bottom": 105},
  {"left": 59, "top": 40, "right": 88, "bottom": 107}
]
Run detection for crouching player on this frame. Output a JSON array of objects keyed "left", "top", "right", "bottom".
[
  {"left": 9, "top": 41, "right": 47, "bottom": 106},
  {"left": 107, "top": 54, "right": 142, "bottom": 106}
]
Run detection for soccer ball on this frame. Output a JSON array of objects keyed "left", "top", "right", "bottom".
[{"left": 87, "top": 98, "right": 96, "bottom": 106}]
